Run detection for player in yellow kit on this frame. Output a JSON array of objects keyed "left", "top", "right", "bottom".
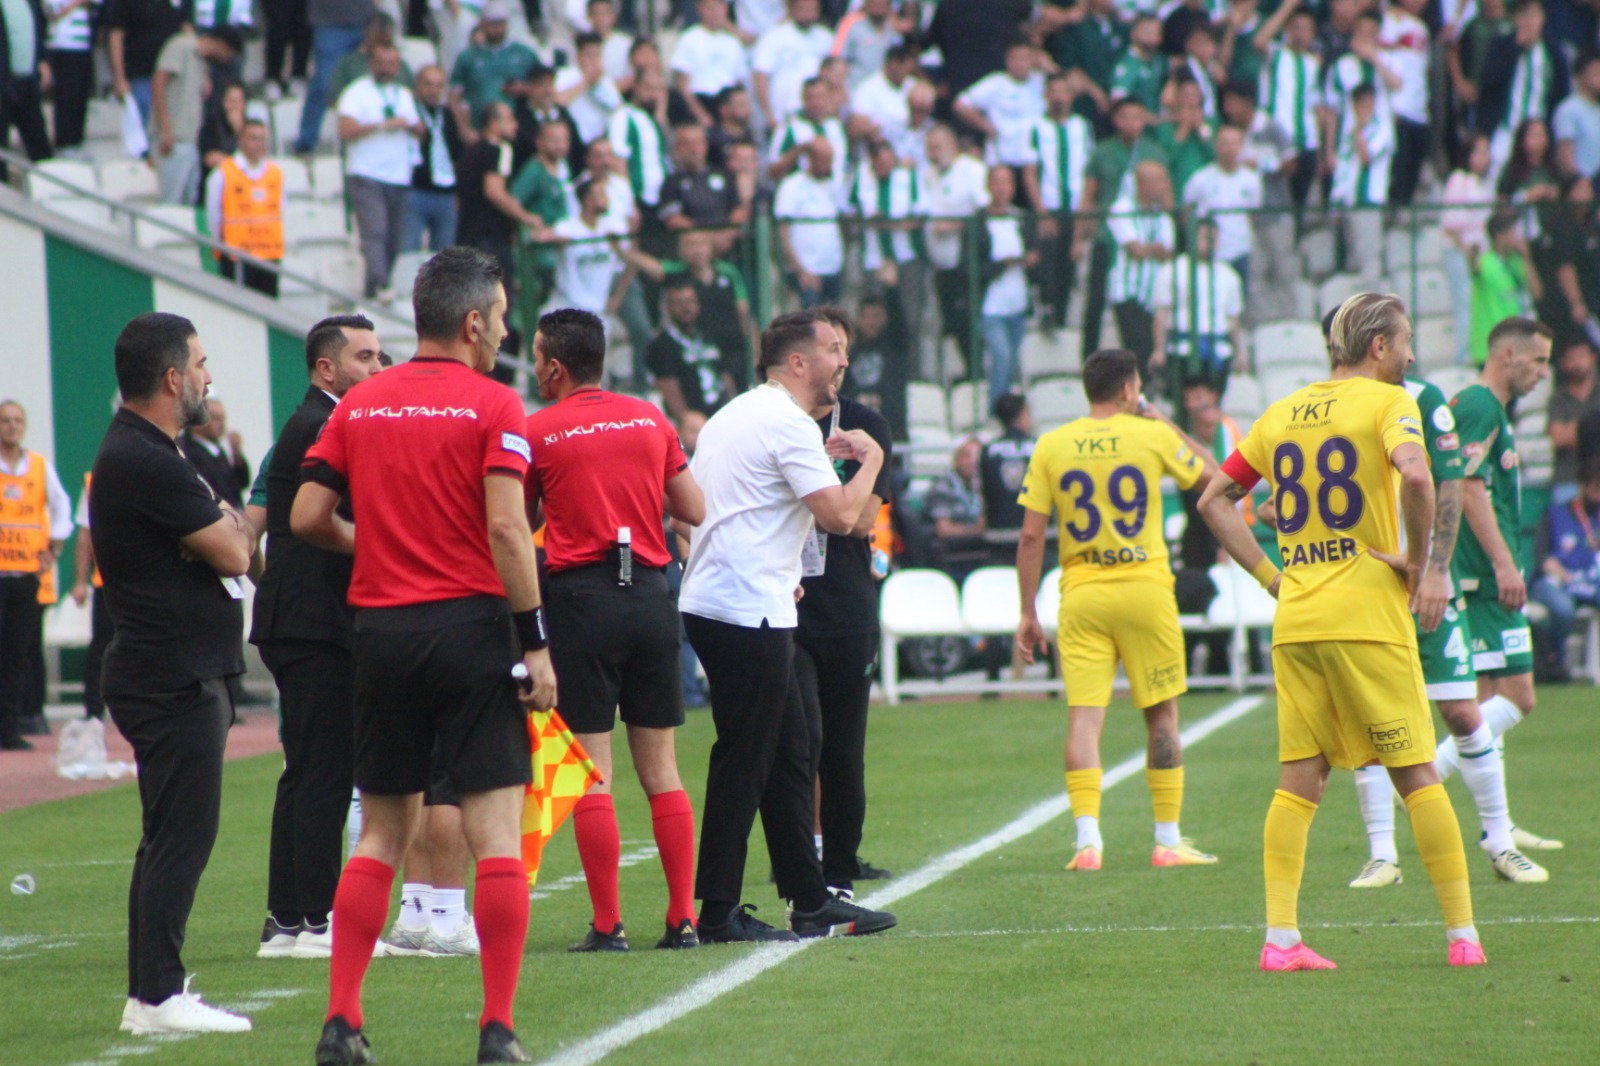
[
  {"left": 1197, "top": 293, "right": 1485, "bottom": 971},
  {"left": 1014, "top": 349, "right": 1219, "bottom": 872}
]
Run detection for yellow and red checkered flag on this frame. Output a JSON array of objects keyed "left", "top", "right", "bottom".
[{"left": 521, "top": 708, "right": 603, "bottom": 888}]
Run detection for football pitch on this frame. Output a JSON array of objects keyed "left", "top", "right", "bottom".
[{"left": 2, "top": 689, "right": 1596, "bottom": 1065}]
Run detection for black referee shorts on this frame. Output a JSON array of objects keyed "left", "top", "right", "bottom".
[
  {"left": 545, "top": 563, "right": 684, "bottom": 735},
  {"left": 351, "top": 596, "right": 532, "bottom": 797}
]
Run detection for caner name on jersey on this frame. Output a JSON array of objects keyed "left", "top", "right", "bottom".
[{"left": 1280, "top": 535, "right": 1359, "bottom": 567}]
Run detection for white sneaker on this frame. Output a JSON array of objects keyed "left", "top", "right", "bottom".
[
  {"left": 1490, "top": 848, "right": 1550, "bottom": 883},
  {"left": 377, "top": 921, "right": 433, "bottom": 957},
  {"left": 121, "top": 997, "right": 141, "bottom": 1032},
  {"left": 1511, "top": 826, "right": 1565, "bottom": 851},
  {"left": 257, "top": 916, "right": 300, "bottom": 958},
  {"left": 128, "top": 978, "right": 251, "bottom": 1034},
  {"left": 1348, "top": 858, "right": 1403, "bottom": 888},
  {"left": 290, "top": 922, "right": 332, "bottom": 959},
  {"left": 423, "top": 916, "right": 480, "bottom": 957}
]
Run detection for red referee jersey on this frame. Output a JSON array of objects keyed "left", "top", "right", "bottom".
[
  {"left": 303, "top": 357, "right": 532, "bottom": 608},
  {"left": 524, "top": 389, "right": 686, "bottom": 572}
]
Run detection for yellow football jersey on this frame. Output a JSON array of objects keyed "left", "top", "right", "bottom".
[
  {"left": 1020, "top": 413, "right": 1203, "bottom": 589},
  {"left": 1233, "top": 377, "right": 1426, "bottom": 648}
]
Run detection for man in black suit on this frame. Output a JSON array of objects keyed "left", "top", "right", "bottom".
[
  {"left": 182, "top": 397, "right": 251, "bottom": 507},
  {"left": 250, "top": 315, "right": 384, "bottom": 959}
]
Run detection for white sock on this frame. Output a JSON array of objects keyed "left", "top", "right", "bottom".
[
  {"left": 397, "top": 883, "right": 431, "bottom": 932},
  {"left": 813, "top": 833, "right": 823, "bottom": 859},
  {"left": 1153, "top": 821, "right": 1181, "bottom": 848},
  {"left": 1075, "top": 815, "right": 1103, "bottom": 850},
  {"left": 430, "top": 888, "right": 467, "bottom": 935},
  {"left": 1265, "top": 927, "right": 1302, "bottom": 949},
  {"left": 346, "top": 790, "right": 362, "bottom": 859},
  {"left": 1434, "top": 736, "right": 1461, "bottom": 782},
  {"left": 1480, "top": 695, "right": 1525, "bottom": 739},
  {"left": 1447, "top": 925, "right": 1480, "bottom": 944},
  {"left": 1454, "top": 723, "right": 1514, "bottom": 854},
  {"left": 1354, "top": 765, "right": 1398, "bottom": 863}
]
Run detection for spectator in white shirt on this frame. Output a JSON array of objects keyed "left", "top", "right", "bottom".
[
  {"left": 1182, "top": 125, "right": 1261, "bottom": 291},
  {"left": 337, "top": 42, "right": 424, "bottom": 297},
  {"left": 848, "top": 44, "right": 919, "bottom": 157},
  {"left": 1330, "top": 84, "right": 1392, "bottom": 283},
  {"left": 576, "top": 0, "right": 635, "bottom": 86},
  {"left": 752, "top": 0, "right": 834, "bottom": 131},
  {"left": 1151, "top": 219, "right": 1245, "bottom": 395},
  {"left": 776, "top": 138, "right": 846, "bottom": 307},
  {"left": 1379, "top": 0, "right": 1430, "bottom": 206},
  {"left": 923, "top": 122, "right": 990, "bottom": 377},
  {"left": 1320, "top": 11, "right": 1399, "bottom": 182},
  {"left": 979, "top": 166, "right": 1035, "bottom": 398},
  {"left": 953, "top": 37, "right": 1047, "bottom": 176},
  {"left": 671, "top": 0, "right": 753, "bottom": 127},
  {"left": 1023, "top": 70, "right": 1094, "bottom": 331},
  {"left": 1107, "top": 159, "right": 1175, "bottom": 378},
  {"left": 851, "top": 139, "right": 928, "bottom": 346},
  {"left": 1554, "top": 53, "right": 1600, "bottom": 181},
  {"left": 545, "top": 176, "right": 641, "bottom": 327},
  {"left": 556, "top": 32, "right": 625, "bottom": 144},
  {"left": 769, "top": 76, "right": 850, "bottom": 187}
]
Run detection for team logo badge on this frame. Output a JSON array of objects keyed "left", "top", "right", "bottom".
[
  {"left": 1432, "top": 406, "right": 1456, "bottom": 432},
  {"left": 1501, "top": 450, "right": 1518, "bottom": 470}
]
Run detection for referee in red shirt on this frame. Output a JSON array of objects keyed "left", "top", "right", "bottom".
[
  {"left": 524, "top": 308, "right": 707, "bottom": 953},
  {"left": 292, "top": 247, "right": 557, "bottom": 1066}
]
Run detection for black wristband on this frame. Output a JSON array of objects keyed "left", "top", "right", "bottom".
[{"left": 513, "top": 606, "right": 548, "bottom": 651}]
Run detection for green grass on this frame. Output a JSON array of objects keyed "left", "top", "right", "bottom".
[{"left": 2, "top": 688, "right": 1596, "bottom": 1065}]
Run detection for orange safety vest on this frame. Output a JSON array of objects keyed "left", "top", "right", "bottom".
[
  {"left": 218, "top": 157, "right": 285, "bottom": 261},
  {"left": 0, "top": 450, "right": 50, "bottom": 583},
  {"left": 85, "top": 472, "right": 101, "bottom": 589}
]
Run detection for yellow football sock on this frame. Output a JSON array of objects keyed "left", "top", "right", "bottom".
[
  {"left": 1404, "top": 782, "right": 1475, "bottom": 931},
  {"left": 1065, "top": 768, "right": 1102, "bottom": 819},
  {"left": 1263, "top": 789, "right": 1318, "bottom": 931},
  {"left": 1145, "top": 767, "right": 1184, "bottom": 826}
]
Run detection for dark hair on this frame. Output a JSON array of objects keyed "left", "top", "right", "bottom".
[
  {"left": 1131, "top": 12, "right": 1159, "bottom": 28},
  {"left": 378, "top": 351, "right": 394, "bottom": 368},
  {"left": 536, "top": 308, "right": 606, "bottom": 384},
  {"left": 115, "top": 312, "right": 198, "bottom": 402},
  {"left": 1082, "top": 348, "right": 1140, "bottom": 403},
  {"left": 479, "top": 101, "right": 512, "bottom": 129},
  {"left": 1486, "top": 315, "right": 1554, "bottom": 353},
  {"left": 1320, "top": 306, "right": 1338, "bottom": 341},
  {"left": 1006, "top": 34, "right": 1033, "bottom": 52},
  {"left": 413, "top": 247, "right": 504, "bottom": 343},
  {"left": 993, "top": 392, "right": 1027, "bottom": 426},
  {"left": 1222, "top": 78, "right": 1256, "bottom": 103},
  {"left": 662, "top": 273, "right": 699, "bottom": 297},
  {"left": 1356, "top": 9, "right": 1382, "bottom": 25},
  {"left": 1455, "top": 131, "right": 1490, "bottom": 171},
  {"left": 574, "top": 176, "right": 599, "bottom": 205},
  {"left": 714, "top": 84, "right": 746, "bottom": 113},
  {"left": 305, "top": 314, "right": 376, "bottom": 374},
  {"left": 816, "top": 305, "right": 851, "bottom": 343},
  {"left": 1498, "top": 118, "right": 1549, "bottom": 196},
  {"left": 1185, "top": 21, "right": 1215, "bottom": 42},
  {"left": 1512, "top": 0, "right": 1543, "bottom": 15},
  {"left": 369, "top": 39, "right": 400, "bottom": 57},
  {"left": 200, "top": 26, "right": 244, "bottom": 52},
  {"left": 885, "top": 42, "right": 918, "bottom": 65},
  {"left": 759, "top": 310, "right": 827, "bottom": 370},
  {"left": 1351, "top": 83, "right": 1376, "bottom": 104},
  {"left": 1110, "top": 95, "right": 1145, "bottom": 118},
  {"left": 1487, "top": 208, "right": 1521, "bottom": 241},
  {"left": 587, "top": 0, "right": 613, "bottom": 8},
  {"left": 528, "top": 64, "right": 556, "bottom": 82},
  {"left": 575, "top": 31, "right": 603, "bottom": 49},
  {"left": 802, "top": 75, "right": 825, "bottom": 93},
  {"left": 365, "top": 11, "right": 396, "bottom": 33}
]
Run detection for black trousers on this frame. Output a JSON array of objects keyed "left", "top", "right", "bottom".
[
  {"left": 0, "top": 575, "right": 41, "bottom": 744},
  {"left": 1081, "top": 239, "right": 1114, "bottom": 360},
  {"left": 1288, "top": 149, "right": 1319, "bottom": 211},
  {"left": 47, "top": 50, "right": 93, "bottom": 149},
  {"left": 684, "top": 614, "right": 825, "bottom": 907},
  {"left": 1390, "top": 117, "right": 1430, "bottom": 209},
  {"left": 264, "top": 0, "right": 312, "bottom": 82},
  {"left": 1033, "top": 213, "right": 1076, "bottom": 331},
  {"left": 0, "top": 76, "right": 51, "bottom": 180},
  {"left": 84, "top": 587, "right": 113, "bottom": 719},
  {"left": 1113, "top": 299, "right": 1156, "bottom": 380},
  {"left": 261, "top": 640, "right": 355, "bottom": 924},
  {"left": 793, "top": 631, "right": 878, "bottom": 888},
  {"left": 220, "top": 255, "right": 281, "bottom": 297},
  {"left": 109, "top": 677, "right": 233, "bottom": 1004},
  {"left": 933, "top": 266, "right": 973, "bottom": 365}
]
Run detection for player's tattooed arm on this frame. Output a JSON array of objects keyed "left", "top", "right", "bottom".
[
  {"left": 1428, "top": 479, "right": 1464, "bottom": 572},
  {"left": 1222, "top": 481, "right": 1250, "bottom": 502}
]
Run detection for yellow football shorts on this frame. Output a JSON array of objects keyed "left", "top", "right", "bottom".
[
  {"left": 1058, "top": 580, "right": 1187, "bottom": 709},
  {"left": 1272, "top": 640, "right": 1437, "bottom": 769}
]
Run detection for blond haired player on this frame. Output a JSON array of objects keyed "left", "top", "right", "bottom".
[
  {"left": 1014, "top": 348, "right": 1220, "bottom": 872},
  {"left": 1198, "top": 293, "right": 1485, "bottom": 971}
]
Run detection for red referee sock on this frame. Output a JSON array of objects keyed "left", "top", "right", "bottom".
[
  {"left": 474, "top": 857, "right": 529, "bottom": 1031},
  {"left": 325, "top": 856, "right": 393, "bottom": 1029},
  {"left": 649, "top": 789, "right": 697, "bottom": 926},
  {"left": 574, "top": 793, "right": 622, "bottom": 931}
]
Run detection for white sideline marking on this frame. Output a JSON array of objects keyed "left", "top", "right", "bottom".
[
  {"left": 532, "top": 845, "right": 660, "bottom": 900},
  {"left": 538, "top": 695, "right": 1265, "bottom": 1066},
  {"left": 901, "top": 915, "right": 1600, "bottom": 939}
]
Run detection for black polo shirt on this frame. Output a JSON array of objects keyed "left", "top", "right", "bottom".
[
  {"left": 90, "top": 407, "right": 245, "bottom": 697},
  {"left": 104, "top": 0, "right": 188, "bottom": 81},
  {"left": 644, "top": 324, "right": 743, "bottom": 415},
  {"left": 980, "top": 428, "right": 1036, "bottom": 531},
  {"left": 658, "top": 166, "right": 741, "bottom": 228},
  {"left": 797, "top": 398, "right": 894, "bottom": 636}
]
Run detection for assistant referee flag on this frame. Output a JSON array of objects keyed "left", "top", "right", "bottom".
[{"left": 521, "top": 709, "right": 604, "bottom": 888}]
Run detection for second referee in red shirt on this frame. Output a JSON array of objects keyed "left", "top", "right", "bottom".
[{"left": 525, "top": 308, "right": 708, "bottom": 952}]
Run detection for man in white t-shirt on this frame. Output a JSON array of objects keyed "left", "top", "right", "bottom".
[
  {"left": 849, "top": 44, "right": 919, "bottom": 157},
  {"left": 1181, "top": 125, "right": 1261, "bottom": 289},
  {"left": 546, "top": 177, "right": 632, "bottom": 321},
  {"left": 680, "top": 310, "right": 897, "bottom": 944},
  {"left": 1151, "top": 220, "right": 1245, "bottom": 395},
  {"left": 775, "top": 138, "right": 845, "bottom": 308},
  {"left": 953, "top": 38, "right": 1046, "bottom": 175},
  {"left": 670, "top": 0, "right": 752, "bottom": 127},
  {"left": 338, "top": 42, "right": 424, "bottom": 297},
  {"left": 1379, "top": 0, "right": 1430, "bottom": 206},
  {"left": 922, "top": 122, "right": 990, "bottom": 377},
  {"left": 752, "top": 0, "right": 834, "bottom": 130},
  {"left": 555, "top": 32, "right": 625, "bottom": 145}
]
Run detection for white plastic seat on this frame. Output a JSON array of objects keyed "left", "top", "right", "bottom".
[
  {"left": 317, "top": 249, "right": 367, "bottom": 295},
  {"left": 135, "top": 205, "right": 202, "bottom": 268},
  {"left": 1316, "top": 274, "right": 1366, "bottom": 319},
  {"left": 279, "top": 156, "right": 313, "bottom": 199},
  {"left": 948, "top": 380, "right": 990, "bottom": 435},
  {"left": 1413, "top": 316, "right": 1457, "bottom": 370},
  {"left": 1035, "top": 567, "right": 1063, "bottom": 635},
  {"left": 399, "top": 35, "right": 439, "bottom": 70},
  {"left": 1299, "top": 229, "right": 1337, "bottom": 279},
  {"left": 878, "top": 568, "right": 967, "bottom": 704},
  {"left": 1026, "top": 375, "right": 1088, "bottom": 428},
  {"left": 389, "top": 250, "right": 431, "bottom": 297},
  {"left": 1250, "top": 321, "right": 1327, "bottom": 368},
  {"left": 1222, "top": 374, "right": 1265, "bottom": 421},
  {"left": 28, "top": 158, "right": 98, "bottom": 200},
  {"left": 960, "top": 566, "right": 1021, "bottom": 635},
  {"left": 45, "top": 196, "right": 119, "bottom": 233},
  {"left": 907, "top": 381, "right": 948, "bottom": 431},
  {"left": 310, "top": 156, "right": 345, "bottom": 201},
  {"left": 1260, "top": 364, "right": 1328, "bottom": 403},
  {"left": 1020, "top": 328, "right": 1081, "bottom": 381},
  {"left": 1406, "top": 268, "right": 1452, "bottom": 318},
  {"left": 270, "top": 98, "right": 303, "bottom": 156},
  {"left": 96, "top": 159, "right": 159, "bottom": 203},
  {"left": 1426, "top": 365, "right": 1479, "bottom": 403},
  {"left": 283, "top": 200, "right": 349, "bottom": 245},
  {"left": 907, "top": 426, "right": 953, "bottom": 476}
]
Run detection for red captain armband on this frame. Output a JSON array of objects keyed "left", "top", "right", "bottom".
[{"left": 1221, "top": 450, "right": 1263, "bottom": 491}]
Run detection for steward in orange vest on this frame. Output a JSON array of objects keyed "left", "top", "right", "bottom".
[{"left": 204, "top": 120, "right": 284, "bottom": 298}]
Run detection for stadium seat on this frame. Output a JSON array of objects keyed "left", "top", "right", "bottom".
[
  {"left": 1413, "top": 316, "right": 1457, "bottom": 369},
  {"left": 907, "top": 425, "right": 953, "bottom": 476},
  {"left": 1027, "top": 375, "right": 1088, "bottom": 428},
  {"left": 960, "top": 566, "right": 1021, "bottom": 635},
  {"left": 96, "top": 159, "right": 158, "bottom": 204},
  {"left": 1385, "top": 226, "right": 1443, "bottom": 272},
  {"left": 907, "top": 381, "right": 948, "bottom": 431},
  {"left": 134, "top": 205, "right": 202, "bottom": 268},
  {"left": 269, "top": 98, "right": 303, "bottom": 155},
  {"left": 283, "top": 200, "right": 349, "bottom": 245},
  {"left": 1020, "top": 328, "right": 1081, "bottom": 381},
  {"left": 1574, "top": 607, "right": 1600, "bottom": 685},
  {"left": 44, "top": 196, "right": 120, "bottom": 234},
  {"left": 317, "top": 249, "right": 366, "bottom": 295},
  {"left": 279, "top": 156, "right": 313, "bottom": 199},
  {"left": 390, "top": 250, "right": 431, "bottom": 296},
  {"left": 1428, "top": 365, "right": 1478, "bottom": 402},
  {"left": 1259, "top": 363, "right": 1327, "bottom": 402},
  {"left": 28, "top": 158, "right": 97, "bottom": 201},
  {"left": 1036, "top": 567, "right": 1062, "bottom": 636},
  {"left": 878, "top": 569, "right": 965, "bottom": 704},
  {"left": 310, "top": 155, "right": 345, "bottom": 201},
  {"left": 1316, "top": 273, "right": 1364, "bottom": 316},
  {"left": 1222, "top": 373, "right": 1265, "bottom": 421},
  {"left": 1406, "top": 268, "right": 1451, "bottom": 318},
  {"left": 1520, "top": 434, "right": 1553, "bottom": 486},
  {"left": 84, "top": 98, "right": 123, "bottom": 141},
  {"left": 399, "top": 35, "right": 439, "bottom": 70},
  {"left": 948, "top": 380, "right": 990, "bottom": 436},
  {"left": 1250, "top": 321, "right": 1325, "bottom": 368},
  {"left": 1299, "top": 229, "right": 1337, "bottom": 279}
]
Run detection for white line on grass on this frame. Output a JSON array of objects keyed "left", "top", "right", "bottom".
[
  {"left": 533, "top": 846, "right": 659, "bottom": 900},
  {"left": 537, "top": 694, "right": 1265, "bottom": 1066},
  {"left": 898, "top": 915, "right": 1600, "bottom": 939}
]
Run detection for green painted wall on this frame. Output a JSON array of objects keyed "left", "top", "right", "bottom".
[{"left": 268, "top": 326, "right": 307, "bottom": 434}]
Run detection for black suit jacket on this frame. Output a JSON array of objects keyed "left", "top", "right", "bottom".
[
  {"left": 249, "top": 387, "right": 357, "bottom": 650},
  {"left": 182, "top": 432, "right": 250, "bottom": 508}
]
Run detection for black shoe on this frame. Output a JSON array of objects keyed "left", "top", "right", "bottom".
[
  {"left": 568, "top": 922, "right": 629, "bottom": 953},
  {"left": 697, "top": 904, "right": 799, "bottom": 944},
  {"left": 315, "top": 1016, "right": 375, "bottom": 1066},
  {"left": 655, "top": 918, "right": 700, "bottom": 949},
  {"left": 0, "top": 736, "right": 34, "bottom": 751},
  {"left": 855, "top": 857, "right": 893, "bottom": 881},
  {"left": 477, "top": 1021, "right": 532, "bottom": 1064},
  {"left": 18, "top": 714, "right": 49, "bottom": 736},
  {"left": 788, "top": 896, "right": 897, "bottom": 939}
]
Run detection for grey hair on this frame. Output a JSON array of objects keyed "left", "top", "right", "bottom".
[{"left": 412, "top": 247, "right": 504, "bottom": 343}]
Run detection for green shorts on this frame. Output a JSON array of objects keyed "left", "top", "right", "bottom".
[
  {"left": 1463, "top": 593, "right": 1534, "bottom": 677},
  {"left": 1415, "top": 597, "right": 1477, "bottom": 699}
]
